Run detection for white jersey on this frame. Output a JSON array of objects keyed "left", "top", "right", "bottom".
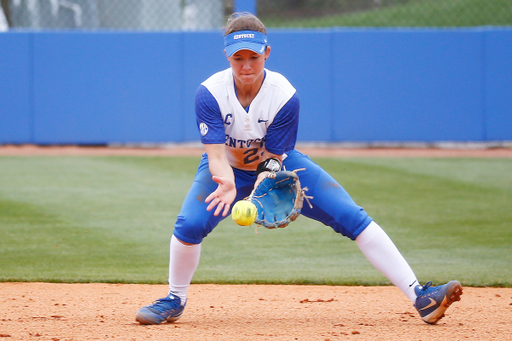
[{"left": 198, "top": 68, "right": 298, "bottom": 171}]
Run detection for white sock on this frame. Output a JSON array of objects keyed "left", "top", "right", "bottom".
[
  {"left": 168, "top": 235, "right": 201, "bottom": 305},
  {"left": 355, "top": 221, "right": 418, "bottom": 303}
]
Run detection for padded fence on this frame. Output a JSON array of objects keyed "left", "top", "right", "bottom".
[{"left": 1, "top": 28, "right": 511, "bottom": 144}]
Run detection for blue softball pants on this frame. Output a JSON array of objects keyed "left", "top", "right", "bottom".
[{"left": 173, "top": 149, "right": 373, "bottom": 244}]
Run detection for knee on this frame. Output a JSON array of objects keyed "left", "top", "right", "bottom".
[
  {"left": 173, "top": 215, "right": 206, "bottom": 244},
  {"left": 173, "top": 214, "right": 215, "bottom": 245},
  {"left": 332, "top": 215, "right": 373, "bottom": 241}
]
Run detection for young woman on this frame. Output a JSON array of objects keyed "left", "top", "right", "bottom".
[{"left": 136, "top": 12, "right": 462, "bottom": 326}]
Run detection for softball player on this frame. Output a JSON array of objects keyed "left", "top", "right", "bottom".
[{"left": 136, "top": 12, "right": 462, "bottom": 325}]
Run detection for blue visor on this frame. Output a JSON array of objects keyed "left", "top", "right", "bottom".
[{"left": 224, "top": 30, "right": 268, "bottom": 57}]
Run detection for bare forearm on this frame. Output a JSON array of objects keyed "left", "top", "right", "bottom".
[
  {"left": 208, "top": 155, "right": 235, "bottom": 182},
  {"left": 204, "top": 143, "right": 236, "bottom": 216},
  {"left": 261, "top": 150, "right": 282, "bottom": 164}
]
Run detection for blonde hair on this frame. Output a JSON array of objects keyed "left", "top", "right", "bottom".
[{"left": 224, "top": 12, "right": 266, "bottom": 36}]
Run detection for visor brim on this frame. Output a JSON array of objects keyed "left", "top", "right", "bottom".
[{"left": 225, "top": 42, "right": 267, "bottom": 57}]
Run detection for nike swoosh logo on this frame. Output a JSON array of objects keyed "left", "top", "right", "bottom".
[
  {"left": 258, "top": 119, "right": 268, "bottom": 123},
  {"left": 409, "top": 280, "right": 417, "bottom": 288},
  {"left": 419, "top": 298, "right": 437, "bottom": 311}
]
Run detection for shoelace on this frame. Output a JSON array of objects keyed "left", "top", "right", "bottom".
[
  {"left": 150, "top": 296, "right": 178, "bottom": 311},
  {"left": 419, "top": 281, "right": 436, "bottom": 295}
]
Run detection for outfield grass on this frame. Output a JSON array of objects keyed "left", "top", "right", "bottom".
[
  {"left": 0, "top": 156, "right": 510, "bottom": 287},
  {"left": 263, "top": 0, "right": 512, "bottom": 27}
]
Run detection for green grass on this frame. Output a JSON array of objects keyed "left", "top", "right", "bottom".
[
  {"left": 0, "top": 156, "right": 511, "bottom": 287},
  {"left": 263, "top": 0, "right": 512, "bottom": 27}
]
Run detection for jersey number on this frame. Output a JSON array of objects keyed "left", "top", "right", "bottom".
[{"left": 243, "top": 148, "right": 260, "bottom": 165}]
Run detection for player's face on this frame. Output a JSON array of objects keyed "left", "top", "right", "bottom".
[{"left": 227, "top": 48, "right": 270, "bottom": 86}]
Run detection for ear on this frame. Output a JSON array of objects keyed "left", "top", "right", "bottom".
[{"left": 264, "top": 46, "right": 271, "bottom": 60}]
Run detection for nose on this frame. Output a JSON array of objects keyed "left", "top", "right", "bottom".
[{"left": 241, "top": 60, "right": 252, "bottom": 70}]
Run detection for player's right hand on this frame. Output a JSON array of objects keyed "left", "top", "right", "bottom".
[{"left": 205, "top": 176, "right": 236, "bottom": 217}]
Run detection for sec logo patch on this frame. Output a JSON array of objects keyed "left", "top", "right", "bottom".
[{"left": 200, "top": 122, "right": 208, "bottom": 136}]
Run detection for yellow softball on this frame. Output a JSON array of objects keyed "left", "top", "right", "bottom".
[{"left": 231, "top": 200, "right": 258, "bottom": 226}]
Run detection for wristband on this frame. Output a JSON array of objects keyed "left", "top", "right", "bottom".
[{"left": 256, "top": 158, "right": 281, "bottom": 175}]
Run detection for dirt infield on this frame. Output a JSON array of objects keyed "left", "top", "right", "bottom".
[
  {"left": 1, "top": 145, "right": 511, "bottom": 340},
  {"left": 1, "top": 283, "right": 511, "bottom": 341}
]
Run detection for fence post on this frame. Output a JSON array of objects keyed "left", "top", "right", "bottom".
[
  {"left": 0, "top": 4, "right": 8, "bottom": 31},
  {"left": 234, "top": 0, "right": 256, "bottom": 15}
]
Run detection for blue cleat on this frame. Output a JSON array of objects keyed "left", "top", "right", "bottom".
[
  {"left": 414, "top": 280, "right": 463, "bottom": 324},
  {"left": 136, "top": 294, "right": 186, "bottom": 325}
]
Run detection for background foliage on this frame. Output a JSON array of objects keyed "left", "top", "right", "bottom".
[
  {"left": 2, "top": 0, "right": 511, "bottom": 30},
  {"left": 259, "top": 0, "right": 512, "bottom": 27}
]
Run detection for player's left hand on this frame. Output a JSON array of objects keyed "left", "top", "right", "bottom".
[
  {"left": 249, "top": 169, "right": 312, "bottom": 229},
  {"left": 253, "top": 171, "right": 270, "bottom": 189},
  {"left": 205, "top": 176, "right": 236, "bottom": 217}
]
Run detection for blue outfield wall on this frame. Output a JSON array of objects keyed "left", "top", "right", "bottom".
[
  {"left": 332, "top": 29, "right": 484, "bottom": 142},
  {"left": 0, "top": 28, "right": 511, "bottom": 144},
  {"left": 32, "top": 32, "right": 185, "bottom": 144},
  {"left": 485, "top": 29, "right": 512, "bottom": 141},
  {"left": 0, "top": 32, "right": 32, "bottom": 143}
]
